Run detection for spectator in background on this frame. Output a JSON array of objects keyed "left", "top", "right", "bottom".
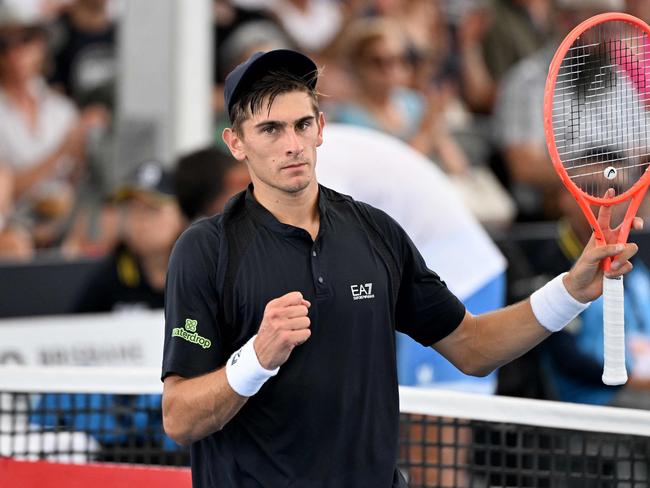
[
  {"left": 214, "top": 10, "right": 291, "bottom": 149},
  {"left": 48, "top": 0, "right": 116, "bottom": 109},
  {"left": 368, "top": 0, "right": 451, "bottom": 93},
  {"left": 406, "top": 2, "right": 454, "bottom": 91},
  {"left": 0, "top": 165, "right": 33, "bottom": 260},
  {"left": 175, "top": 146, "right": 250, "bottom": 222},
  {"left": 627, "top": 0, "right": 650, "bottom": 21},
  {"left": 0, "top": 3, "right": 106, "bottom": 250},
  {"left": 492, "top": 42, "right": 560, "bottom": 221},
  {"left": 258, "top": 0, "right": 343, "bottom": 54},
  {"left": 333, "top": 17, "right": 470, "bottom": 175},
  {"left": 75, "top": 161, "right": 185, "bottom": 313},
  {"left": 366, "top": 0, "right": 469, "bottom": 130},
  {"left": 1, "top": 0, "right": 71, "bottom": 21},
  {"left": 493, "top": 0, "right": 623, "bottom": 221},
  {"left": 459, "top": 0, "right": 554, "bottom": 114},
  {"left": 455, "top": 2, "right": 500, "bottom": 116},
  {"left": 73, "top": 145, "right": 251, "bottom": 309},
  {"left": 214, "top": 0, "right": 284, "bottom": 115}
]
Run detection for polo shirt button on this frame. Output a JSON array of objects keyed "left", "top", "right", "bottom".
[
  {"left": 318, "top": 276, "right": 324, "bottom": 284},
  {"left": 312, "top": 251, "right": 317, "bottom": 257}
]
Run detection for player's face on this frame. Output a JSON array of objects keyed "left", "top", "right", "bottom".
[{"left": 224, "top": 91, "right": 324, "bottom": 196}]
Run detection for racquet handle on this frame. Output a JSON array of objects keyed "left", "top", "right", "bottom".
[{"left": 602, "top": 275, "right": 627, "bottom": 385}]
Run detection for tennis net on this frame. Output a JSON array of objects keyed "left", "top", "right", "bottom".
[{"left": 2, "top": 366, "right": 650, "bottom": 487}]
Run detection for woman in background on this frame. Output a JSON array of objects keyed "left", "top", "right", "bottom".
[
  {"left": 0, "top": 4, "right": 104, "bottom": 251},
  {"left": 332, "top": 17, "right": 470, "bottom": 176}
]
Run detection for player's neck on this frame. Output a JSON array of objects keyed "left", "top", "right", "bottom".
[{"left": 253, "top": 180, "right": 320, "bottom": 240}]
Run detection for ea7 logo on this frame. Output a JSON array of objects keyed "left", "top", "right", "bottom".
[{"left": 351, "top": 283, "right": 375, "bottom": 300}]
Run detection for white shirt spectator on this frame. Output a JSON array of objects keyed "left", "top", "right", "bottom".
[
  {"left": 238, "top": 0, "right": 342, "bottom": 53},
  {"left": 0, "top": 78, "right": 77, "bottom": 200},
  {"left": 317, "top": 124, "right": 506, "bottom": 301},
  {"left": 493, "top": 45, "right": 553, "bottom": 149}
]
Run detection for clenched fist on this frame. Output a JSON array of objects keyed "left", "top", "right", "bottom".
[{"left": 254, "top": 291, "right": 311, "bottom": 370}]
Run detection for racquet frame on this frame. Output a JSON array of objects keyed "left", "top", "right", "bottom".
[{"left": 543, "top": 12, "right": 650, "bottom": 385}]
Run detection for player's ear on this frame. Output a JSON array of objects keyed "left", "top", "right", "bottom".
[
  {"left": 222, "top": 128, "right": 247, "bottom": 161},
  {"left": 316, "top": 112, "right": 325, "bottom": 147}
]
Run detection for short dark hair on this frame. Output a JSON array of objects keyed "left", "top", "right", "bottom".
[
  {"left": 174, "top": 146, "right": 238, "bottom": 220},
  {"left": 228, "top": 69, "right": 319, "bottom": 134}
]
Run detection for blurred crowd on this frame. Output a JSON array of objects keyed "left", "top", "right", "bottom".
[
  {"left": 2, "top": 0, "right": 650, "bottom": 409},
  {"left": 2, "top": 0, "right": 648, "bottom": 262},
  {"left": 1, "top": 0, "right": 648, "bottom": 263}
]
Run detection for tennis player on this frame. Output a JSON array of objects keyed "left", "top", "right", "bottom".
[{"left": 161, "top": 49, "right": 640, "bottom": 488}]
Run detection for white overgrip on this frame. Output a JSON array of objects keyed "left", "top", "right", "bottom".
[{"left": 602, "top": 275, "right": 627, "bottom": 385}]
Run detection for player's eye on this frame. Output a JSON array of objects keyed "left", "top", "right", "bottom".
[
  {"left": 296, "top": 120, "right": 312, "bottom": 131},
  {"left": 261, "top": 125, "right": 277, "bottom": 135}
]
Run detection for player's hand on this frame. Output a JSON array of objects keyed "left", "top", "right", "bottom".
[
  {"left": 564, "top": 190, "right": 643, "bottom": 302},
  {"left": 254, "top": 291, "right": 311, "bottom": 370}
]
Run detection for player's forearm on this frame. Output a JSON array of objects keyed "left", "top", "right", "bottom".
[
  {"left": 162, "top": 368, "right": 247, "bottom": 446},
  {"left": 435, "top": 302, "right": 551, "bottom": 377},
  {"left": 470, "top": 301, "right": 552, "bottom": 374}
]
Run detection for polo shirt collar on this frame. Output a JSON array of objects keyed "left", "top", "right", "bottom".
[{"left": 244, "top": 183, "right": 329, "bottom": 237}]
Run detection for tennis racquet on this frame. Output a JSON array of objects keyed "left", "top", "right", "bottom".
[{"left": 544, "top": 12, "right": 650, "bottom": 386}]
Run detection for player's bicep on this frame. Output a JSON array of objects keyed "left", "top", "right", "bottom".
[{"left": 431, "top": 310, "right": 476, "bottom": 372}]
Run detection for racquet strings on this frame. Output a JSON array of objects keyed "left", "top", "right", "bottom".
[{"left": 552, "top": 20, "right": 650, "bottom": 198}]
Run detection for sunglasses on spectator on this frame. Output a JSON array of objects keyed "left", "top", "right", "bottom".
[
  {"left": 0, "top": 28, "right": 42, "bottom": 52},
  {"left": 362, "top": 53, "right": 406, "bottom": 69}
]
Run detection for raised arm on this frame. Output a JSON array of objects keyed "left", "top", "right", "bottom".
[{"left": 435, "top": 214, "right": 640, "bottom": 376}]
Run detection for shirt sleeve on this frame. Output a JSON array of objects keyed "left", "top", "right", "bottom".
[
  {"left": 394, "top": 231, "right": 467, "bottom": 347},
  {"left": 365, "top": 205, "right": 466, "bottom": 347},
  {"left": 162, "top": 221, "right": 225, "bottom": 380}
]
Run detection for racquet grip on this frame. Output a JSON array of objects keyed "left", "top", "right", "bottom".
[{"left": 602, "top": 275, "right": 627, "bottom": 385}]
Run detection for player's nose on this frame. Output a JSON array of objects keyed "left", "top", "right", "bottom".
[{"left": 284, "top": 129, "right": 304, "bottom": 157}]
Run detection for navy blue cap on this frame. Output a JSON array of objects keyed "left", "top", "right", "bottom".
[{"left": 224, "top": 49, "right": 318, "bottom": 121}]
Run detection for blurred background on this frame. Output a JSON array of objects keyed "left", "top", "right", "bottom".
[{"left": 2, "top": 0, "right": 650, "bottom": 411}]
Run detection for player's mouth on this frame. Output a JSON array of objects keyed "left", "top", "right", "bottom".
[{"left": 281, "top": 162, "right": 308, "bottom": 171}]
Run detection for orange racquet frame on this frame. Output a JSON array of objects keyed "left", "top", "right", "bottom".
[{"left": 543, "top": 12, "right": 650, "bottom": 385}]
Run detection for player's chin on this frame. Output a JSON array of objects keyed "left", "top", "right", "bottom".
[{"left": 279, "top": 175, "right": 313, "bottom": 194}]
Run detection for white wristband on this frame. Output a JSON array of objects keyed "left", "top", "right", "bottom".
[
  {"left": 530, "top": 273, "right": 590, "bottom": 333},
  {"left": 226, "top": 335, "right": 279, "bottom": 397}
]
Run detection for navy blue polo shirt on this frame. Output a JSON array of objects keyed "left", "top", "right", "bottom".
[{"left": 162, "top": 184, "right": 465, "bottom": 488}]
